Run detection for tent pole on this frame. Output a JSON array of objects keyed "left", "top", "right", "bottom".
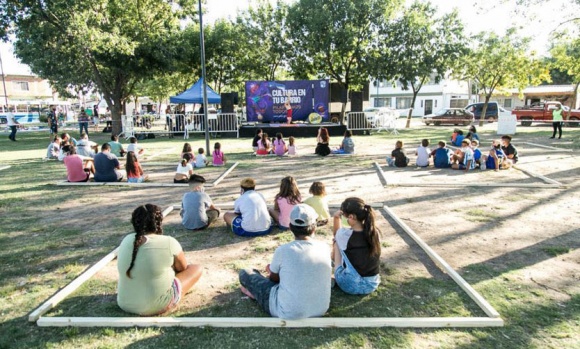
[{"left": 198, "top": 0, "right": 210, "bottom": 154}]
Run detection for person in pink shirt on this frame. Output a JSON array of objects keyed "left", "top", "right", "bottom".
[
  {"left": 212, "top": 142, "right": 226, "bottom": 166},
  {"left": 63, "top": 146, "right": 94, "bottom": 182},
  {"left": 268, "top": 176, "right": 301, "bottom": 230},
  {"left": 273, "top": 133, "right": 288, "bottom": 156}
]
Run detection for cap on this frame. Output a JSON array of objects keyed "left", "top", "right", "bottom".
[
  {"left": 240, "top": 178, "right": 256, "bottom": 188},
  {"left": 289, "top": 204, "right": 318, "bottom": 227},
  {"left": 461, "top": 139, "right": 470, "bottom": 145}
]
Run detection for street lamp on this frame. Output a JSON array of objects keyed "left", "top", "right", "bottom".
[{"left": 198, "top": 0, "right": 210, "bottom": 155}]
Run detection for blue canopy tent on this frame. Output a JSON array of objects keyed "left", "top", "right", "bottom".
[{"left": 169, "top": 78, "right": 221, "bottom": 104}]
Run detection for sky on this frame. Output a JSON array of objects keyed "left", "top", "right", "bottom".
[{"left": 1, "top": 0, "right": 574, "bottom": 75}]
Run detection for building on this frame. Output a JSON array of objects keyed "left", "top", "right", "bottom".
[
  {"left": 370, "top": 75, "right": 476, "bottom": 117},
  {"left": 1, "top": 73, "right": 57, "bottom": 112},
  {"left": 481, "top": 85, "right": 580, "bottom": 110}
]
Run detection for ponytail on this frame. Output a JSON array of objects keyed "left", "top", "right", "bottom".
[
  {"left": 341, "top": 198, "right": 381, "bottom": 258},
  {"left": 126, "top": 204, "right": 164, "bottom": 278}
]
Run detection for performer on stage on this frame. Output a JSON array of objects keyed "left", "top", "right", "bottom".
[{"left": 285, "top": 97, "right": 292, "bottom": 124}]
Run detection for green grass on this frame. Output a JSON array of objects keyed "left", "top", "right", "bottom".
[{"left": 0, "top": 128, "right": 578, "bottom": 348}]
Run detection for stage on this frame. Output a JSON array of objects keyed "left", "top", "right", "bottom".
[{"left": 239, "top": 122, "right": 347, "bottom": 138}]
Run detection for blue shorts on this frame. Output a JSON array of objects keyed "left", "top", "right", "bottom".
[
  {"left": 335, "top": 249, "right": 380, "bottom": 295},
  {"left": 127, "top": 176, "right": 144, "bottom": 183},
  {"left": 232, "top": 216, "right": 273, "bottom": 237}
]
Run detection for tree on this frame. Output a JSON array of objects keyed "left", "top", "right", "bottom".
[
  {"left": 287, "top": 0, "right": 401, "bottom": 119},
  {"left": 235, "top": 0, "right": 290, "bottom": 81},
  {"left": 380, "top": 1, "right": 468, "bottom": 128},
  {"left": 205, "top": 19, "right": 245, "bottom": 93},
  {"left": 455, "top": 29, "right": 551, "bottom": 126},
  {"left": 551, "top": 37, "right": 580, "bottom": 110},
  {"left": 7, "top": 0, "right": 195, "bottom": 135}
]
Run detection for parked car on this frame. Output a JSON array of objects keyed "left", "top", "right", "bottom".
[
  {"left": 364, "top": 107, "right": 398, "bottom": 127},
  {"left": 511, "top": 101, "right": 580, "bottom": 127},
  {"left": 464, "top": 102, "right": 510, "bottom": 122},
  {"left": 423, "top": 108, "right": 474, "bottom": 126}
]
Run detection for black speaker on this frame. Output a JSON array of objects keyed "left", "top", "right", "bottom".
[
  {"left": 351, "top": 91, "right": 363, "bottom": 112},
  {"left": 232, "top": 92, "right": 239, "bottom": 105},
  {"left": 221, "top": 93, "right": 234, "bottom": 113},
  {"left": 330, "top": 82, "right": 348, "bottom": 103}
]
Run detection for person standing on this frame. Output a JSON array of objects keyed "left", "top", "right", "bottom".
[
  {"left": 7, "top": 109, "right": 19, "bottom": 141},
  {"left": 550, "top": 104, "right": 564, "bottom": 139},
  {"left": 78, "top": 109, "right": 90, "bottom": 136},
  {"left": 48, "top": 106, "right": 58, "bottom": 140},
  {"left": 93, "top": 104, "right": 100, "bottom": 132}
]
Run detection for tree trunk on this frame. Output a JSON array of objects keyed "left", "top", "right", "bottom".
[
  {"left": 479, "top": 94, "right": 491, "bottom": 127},
  {"left": 405, "top": 89, "right": 419, "bottom": 128}
]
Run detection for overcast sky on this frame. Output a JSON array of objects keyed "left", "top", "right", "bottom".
[{"left": 1, "top": 0, "right": 573, "bottom": 75}]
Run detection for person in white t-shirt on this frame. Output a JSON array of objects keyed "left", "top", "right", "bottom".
[
  {"left": 415, "top": 139, "right": 431, "bottom": 167},
  {"left": 223, "top": 178, "right": 273, "bottom": 237},
  {"left": 174, "top": 154, "right": 194, "bottom": 183},
  {"left": 194, "top": 148, "right": 209, "bottom": 168},
  {"left": 7, "top": 110, "right": 19, "bottom": 141},
  {"left": 126, "top": 137, "right": 144, "bottom": 159}
]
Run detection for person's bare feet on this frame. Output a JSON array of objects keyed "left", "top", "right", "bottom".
[{"left": 240, "top": 286, "right": 255, "bottom": 300}]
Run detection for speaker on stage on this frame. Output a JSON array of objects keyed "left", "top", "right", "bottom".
[
  {"left": 221, "top": 93, "right": 234, "bottom": 113},
  {"left": 351, "top": 91, "right": 363, "bottom": 112}
]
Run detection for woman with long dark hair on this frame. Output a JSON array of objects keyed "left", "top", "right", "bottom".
[{"left": 117, "top": 204, "right": 202, "bottom": 315}]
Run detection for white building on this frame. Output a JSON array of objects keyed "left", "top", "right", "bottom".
[{"left": 370, "top": 76, "right": 476, "bottom": 117}]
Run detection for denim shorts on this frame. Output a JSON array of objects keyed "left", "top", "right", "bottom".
[
  {"left": 127, "top": 176, "right": 144, "bottom": 183},
  {"left": 231, "top": 216, "right": 273, "bottom": 237},
  {"left": 335, "top": 249, "right": 380, "bottom": 295}
]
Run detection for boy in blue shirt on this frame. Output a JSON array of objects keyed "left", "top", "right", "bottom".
[{"left": 430, "top": 141, "right": 452, "bottom": 168}]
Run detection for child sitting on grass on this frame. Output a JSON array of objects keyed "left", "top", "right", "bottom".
[
  {"left": 126, "top": 137, "right": 145, "bottom": 159},
  {"left": 181, "top": 174, "right": 220, "bottom": 230},
  {"left": 195, "top": 148, "right": 209, "bottom": 168},
  {"left": 387, "top": 140, "right": 409, "bottom": 167},
  {"left": 288, "top": 136, "right": 297, "bottom": 156},
  {"left": 332, "top": 197, "right": 381, "bottom": 295},
  {"left": 415, "top": 139, "right": 430, "bottom": 167},
  {"left": 273, "top": 133, "right": 288, "bottom": 156},
  {"left": 269, "top": 176, "right": 302, "bottom": 230},
  {"left": 451, "top": 139, "right": 475, "bottom": 171},
  {"left": 174, "top": 153, "right": 194, "bottom": 183},
  {"left": 181, "top": 142, "right": 195, "bottom": 162},
  {"left": 430, "top": 141, "right": 452, "bottom": 168},
  {"left": 333, "top": 130, "right": 355, "bottom": 154},
  {"left": 125, "top": 151, "right": 148, "bottom": 183},
  {"left": 212, "top": 142, "right": 226, "bottom": 166},
  {"left": 256, "top": 132, "right": 272, "bottom": 155},
  {"left": 303, "top": 181, "right": 331, "bottom": 226}
]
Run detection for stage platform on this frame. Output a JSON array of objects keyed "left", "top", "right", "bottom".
[{"left": 239, "top": 122, "right": 346, "bottom": 138}]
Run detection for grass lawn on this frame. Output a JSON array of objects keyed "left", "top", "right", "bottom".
[{"left": 0, "top": 122, "right": 578, "bottom": 348}]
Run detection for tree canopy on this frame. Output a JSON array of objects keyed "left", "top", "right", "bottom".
[{"left": 455, "top": 29, "right": 551, "bottom": 126}]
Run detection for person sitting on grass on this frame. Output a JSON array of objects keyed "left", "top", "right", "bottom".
[
  {"left": 332, "top": 197, "right": 381, "bottom": 295},
  {"left": 223, "top": 178, "right": 273, "bottom": 237},
  {"left": 107, "top": 134, "right": 126, "bottom": 158},
  {"left": 315, "top": 127, "right": 331, "bottom": 156},
  {"left": 430, "top": 141, "right": 452, "bottom": 168},
  {"left": 303, "top": 181, "right": 331, "bottom": 226},
  {"left": 212, "top": 142, "right": 226, "bottom": 166},
  {"left": 174, "top": 153, "right": 194, "bottom": 183},
  {"left": 273, "top": 133, "right": 288, "bottom": 156},
  {"left": 269, "top": 176, "right": 302, "bottom": 231},
  {"left": 450, "top": 129, "right": 464, "bottom": 147},
  {"left": 387, "top": 140, "right": 409, "bottom": 167},
  {"left": 288, "top": 136, "right": 297, "bottom": 156},
  {"left": 125, "top": 151, "right": 148, "bottom": 183},
  {"left": 252, "top": 128, "right": 263, "bottom": 153},
  {"left": 181, "top": 142, "right": 195, "bottom": 162},
  {"left": 501, "top": 135, "right": 518, "bottom": 168},
  {"left": 117, "top": 204, "right": 202, "bottom": 316},
  {"left": 63, "top": 145, "right": 95, "bottom": 182},
  {"left": 451, "top": 139, "right": 475, "bottom": 171},
  {"left": 46, "top": 135, "right": 61, "bottom": 160},
  {"left": 256, "top": 132, "right": 272, "bottom": 155},
  {"left": 333, "top": 130, "right": 355, "bottom": 154},
  {"left": 466, "top": 125, "right": 479, "bottom": 142},
  {"left": 415, "top": 139, "right": 430, "bottom": 167},
  {"left": 126, "top": 136, "right": 145, "bottom": 159},
  {"left": 238, "top": 204, "right": 331, "bottom": 320},
  {"left": 94, "top": 143, "right": 125, "bottom": 182},
  {"left": 471, "top": 139, "right": 483, "bottom": 169},
  {"left": 61, "top": 133, "right": 78, "bottom": 147},
  {"left": 181, "top": 174, "right": 220, "bottom": 231},
  {"left": 76, "top": 132, "right": 97, "bottom": 158},
  {"left": 195, "top": 148, "right": 209, "bottom": 168},
  {"left": 481, "top": 140, "right": 505, "bottom": 172}
]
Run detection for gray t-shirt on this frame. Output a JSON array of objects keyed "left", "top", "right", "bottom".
[
  {"left": 181, "top": 191, "right": 212, "bottom": 230},
  {"left": 94, "top": 152, "right": 121, "bottom": 182},
  {"left": 341, "top": 137, "right": 355, "bottom": 153},
  {"left": 268, "top": 240, "right": 331, "bottom": 320}
]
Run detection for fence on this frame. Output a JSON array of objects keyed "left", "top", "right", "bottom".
[
  {"left": 345, "top": 111, "right": 399, "bottom": 135},
  {"left": 345, "top": 112, "right": 372, "bottom": 133},
  {"left": 118, "top": 113, "right": 240, "bottom": 139}
]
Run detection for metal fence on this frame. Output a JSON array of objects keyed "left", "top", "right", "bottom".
[
  {"left": 345, "top": 112, "right": 372, "bottom": 132},
  {"left": 119, "top": 113, "right": 240, "bottom": 139}
]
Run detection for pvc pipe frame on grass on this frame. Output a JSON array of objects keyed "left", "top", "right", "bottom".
[{"left": 29, "top": 204, "right": 504, "bottom": 328}]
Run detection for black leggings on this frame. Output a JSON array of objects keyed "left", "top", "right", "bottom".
[{"left": 552, "top": 122, "right": 562, "bottom": 138}]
